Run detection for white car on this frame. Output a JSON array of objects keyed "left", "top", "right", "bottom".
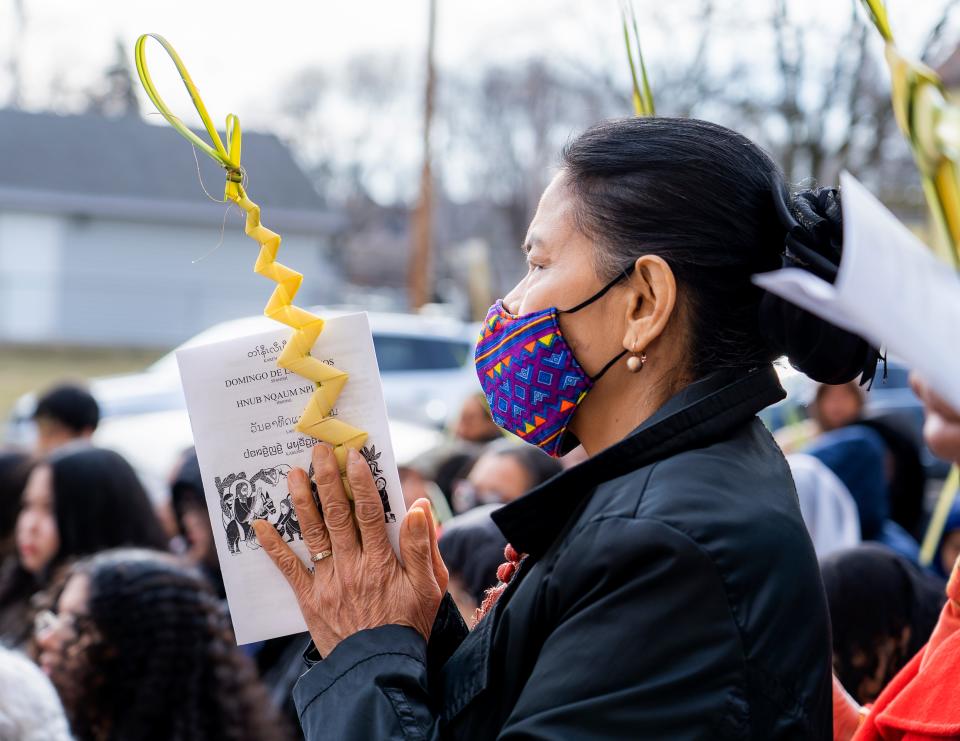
[{"left": 7, "top": 309, "right": 479, "bottom": 503}]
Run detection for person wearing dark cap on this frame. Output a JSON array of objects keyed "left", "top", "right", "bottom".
[{"left": 31, "top": 384, "right": 100, "bottom": 456}]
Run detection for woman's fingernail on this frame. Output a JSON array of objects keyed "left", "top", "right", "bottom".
[
  {"left": 410, "top": 508, "right": 427, "bottom": 536},
  {"left": 290, "top": 468, "right": 306, "bottom": 485},
  {"left": 315, "top": 443, "right": 330, "bottom": 459},
  {"left": 347, "top": 447, "right": 363, "bottom": 466}
]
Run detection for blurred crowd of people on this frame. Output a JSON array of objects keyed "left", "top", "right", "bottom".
[
  {"left": 0, "top": 383, "right": 572, "bottom": 739},
  {"left": 1, "top": 368, "right": 959, "bottom": 739}
]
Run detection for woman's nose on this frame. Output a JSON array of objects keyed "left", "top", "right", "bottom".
[
  {"left": 16, "top": 512, "right": 35, "bottom": 536},
  {"left": 502, "top": 280, "right": 525, "bottom": 315}
]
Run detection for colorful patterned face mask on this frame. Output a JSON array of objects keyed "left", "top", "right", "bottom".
[{"left": 475, "top": 270, "right": 631, "bottom": 457}]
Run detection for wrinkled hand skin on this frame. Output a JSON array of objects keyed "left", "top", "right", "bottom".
[
  {"left": 910, "top": 373, "right": 960, "bottom": 465},
  {"left": 252, "top": 443, "right": 448, "bottom": 657}
]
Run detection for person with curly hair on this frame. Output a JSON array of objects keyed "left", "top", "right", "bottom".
[{"left": 34, "top": 548, "right": 292, "bottom": 741}]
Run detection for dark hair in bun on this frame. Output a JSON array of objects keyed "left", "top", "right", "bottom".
[
  {"left": 561, "top": 116, "right": 879, "bottom": 383},
  {"left": 761, "top": 186, "right": 880, "bottom": 383}
]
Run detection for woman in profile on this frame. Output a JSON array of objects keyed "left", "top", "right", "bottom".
[
  {"left": 34, "top": 548, "right": 291, "bottom": 741},
  {"left": 257, "top": 117, "right": 880, "bottom": 739}
]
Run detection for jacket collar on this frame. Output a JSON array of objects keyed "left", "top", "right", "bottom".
[{"left": 491, "top": 364, "right": 786, "bottom": 558}]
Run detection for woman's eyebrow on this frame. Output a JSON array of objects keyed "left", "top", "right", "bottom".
[{"left": 521, "top": 235, "right": 542, "bottom": 254}]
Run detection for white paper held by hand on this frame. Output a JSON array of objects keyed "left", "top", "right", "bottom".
[
  {"left": 176, "top": 312, "right": 407, "bottom": 644},
  {"left": 753, "top": 171, "right": 960, "bottom": 409}
]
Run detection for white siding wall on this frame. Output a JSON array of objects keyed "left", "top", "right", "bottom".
[
  {"left": 0, "top": 211, "right": 64, "bottom": 341},
  {"left": 0, "top": 208, "right": 338, "bottom": 346}
]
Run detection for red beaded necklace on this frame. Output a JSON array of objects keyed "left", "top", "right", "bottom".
[{"left": 475, "top": 543, "right": 526, "bottom": 625}]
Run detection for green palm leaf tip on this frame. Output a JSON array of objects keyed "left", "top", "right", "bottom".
[
  {"left": 621, "top": 0, "right": 656, "bottom": 117},
  {"left": 860, "top": 0, "right": 893, "bottom": 42}
]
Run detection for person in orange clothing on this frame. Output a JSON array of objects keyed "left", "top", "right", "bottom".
[
  {"left": 834, "top": 559, "right": 960, "bottom": 740},
  {"left": 834, "top": 375, "right": 960, "bottom": 740}
]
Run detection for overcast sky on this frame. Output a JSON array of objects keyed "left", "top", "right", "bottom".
[
  {"left": 3, "top": 0, "right": 608, "bottom": 126},
  {"left": 2, "top": 0, "right": 948, "bottom": 125},
  {"left": 0, "top": 0, "right": 951, "bottom": 203}
]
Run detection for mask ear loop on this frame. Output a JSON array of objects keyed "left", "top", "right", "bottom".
[
  {"left": 589, "top": 348, "right": 630, "bottom": 382},
  {"left": 558, "top": 262, "right": 637, "bottom": 382},
  {"left": 559, "top": 263, "right": 637, "bottom": 315}
]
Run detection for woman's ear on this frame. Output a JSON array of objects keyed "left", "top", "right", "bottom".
[{"left": 622, "top": 255, "right": 677, "bottom": 352}]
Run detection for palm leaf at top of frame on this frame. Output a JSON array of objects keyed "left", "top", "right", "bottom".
[{"left": 621, "top": 0, "right": 656, "bottom": 117}]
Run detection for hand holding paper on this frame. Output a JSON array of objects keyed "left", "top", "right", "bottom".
[
  {"left": 178, "top": 317, "right": 407, "bottom": 643},
  {"left": 252, "top": 446, "right": 446, "bottom": 657},
  {"left": 137, "top": 35, "right": 415, "bottom": 644}
]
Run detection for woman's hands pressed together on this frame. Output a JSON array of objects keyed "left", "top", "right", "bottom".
[{"left": 252, "top": 443, "right": 447, "bottom": 657}]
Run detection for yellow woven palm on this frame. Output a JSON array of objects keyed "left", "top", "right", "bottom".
[
  {"left": 134, "top": 34, "right": 367, "bottom": 490},
  {"left": 859, "top": 1, "right": 960, "bottom": 564},
  {"left": 860, "top": 0, "right": 960, "bottom": 269}
]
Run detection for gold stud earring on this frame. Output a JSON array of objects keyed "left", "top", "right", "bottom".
[{"left": 626, "top": 351, "right": 646, "bottom": 373}]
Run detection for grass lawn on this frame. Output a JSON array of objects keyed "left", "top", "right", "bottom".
[{"left": 0, "top": 344, "right": 166, "bottom": 431}]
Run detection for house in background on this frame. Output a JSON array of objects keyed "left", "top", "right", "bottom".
[{"left": 0, "top": 109, "right": 343, "bottom": 348}]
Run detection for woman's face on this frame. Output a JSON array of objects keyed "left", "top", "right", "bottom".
[
  {"left": 15, "top": 465, "right": 60, "bottom": 575},
  {"left": 467, "top": 453, "right": 532, "bottom": 504},
  {"left": 35, "top": 572, "right": 92, "bottom": 683},
  {"left": 813, "top": 383, "right": 863, "bottom": 431},
  {"left": 502, "top": 172, "right": 623, "bottom": 377},
  {"left": 499, "top": 171, "right": 680, "bottom": 455}
]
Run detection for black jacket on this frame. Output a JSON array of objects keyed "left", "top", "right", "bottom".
[{"left": 294, "top": 365, "right": 833, "bottom": 739}]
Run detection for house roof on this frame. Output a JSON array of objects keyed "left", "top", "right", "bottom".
[{"left": 0, "top": 109, "right": 339, "bottom": 233}]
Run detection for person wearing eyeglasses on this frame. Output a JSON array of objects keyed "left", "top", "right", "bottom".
[
  {"left": 439, "top": 441, "right": 562, "bottom": 620},
  {"left": 450, "top": 439, "right": 563, "bottom": 512},
  {"left": 33, "top": 548, "right": 291, "bottom": 741}
]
